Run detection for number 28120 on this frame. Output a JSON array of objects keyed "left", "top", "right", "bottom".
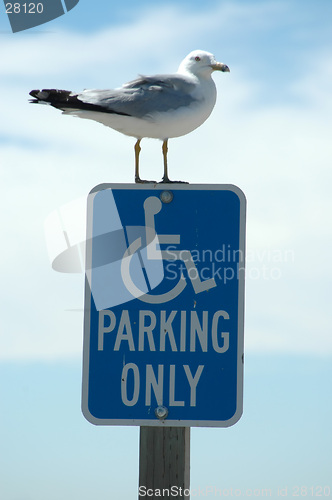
[{"left": 6, "top": 3, "right": 44, "bottom": 14}]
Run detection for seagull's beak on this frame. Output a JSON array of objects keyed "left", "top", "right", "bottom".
[{"left": 211, "top": 62, "right": 230, "bottom": 72}]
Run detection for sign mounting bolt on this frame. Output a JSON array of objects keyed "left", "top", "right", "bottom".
[
  {"left": 160, "top": 191, "right": 173, "bottom": 204},
  {"left": 155, "top": 406, "right": 169, "bottom": 420}
]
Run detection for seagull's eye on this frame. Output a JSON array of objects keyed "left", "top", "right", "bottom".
[{"left": 195, "top": 56, "right": 201, "bottom": 61}]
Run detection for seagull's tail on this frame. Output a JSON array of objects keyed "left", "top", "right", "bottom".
[{"left": 29, "top": 89, "right": 73, "bottom": 107}]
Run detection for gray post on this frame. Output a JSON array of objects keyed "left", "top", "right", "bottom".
[{"left": 139, "top": 426, "right": 190, "bottom": 499}]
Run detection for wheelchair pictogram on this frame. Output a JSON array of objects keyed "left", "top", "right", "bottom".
[{"left": 121, "top": 196, "right": 217, "bottom": 304}]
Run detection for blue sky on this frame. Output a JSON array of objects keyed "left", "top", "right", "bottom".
[{"left": 1, "top": 1, "right": 332, "bottom": 499}]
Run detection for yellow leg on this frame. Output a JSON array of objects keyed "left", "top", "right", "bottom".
[
  {"left": 135, "top": 139, "right": 141, "bottom": 183},
  {"left": 162, "top": 139, "right": 169, "bottom": 182}
]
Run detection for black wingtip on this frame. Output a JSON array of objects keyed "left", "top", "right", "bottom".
[
  {"left": 28, "top": 89, "right": 73, "bottom": 104},
  {"left": 27, "top": 88, "right": 132, "bottom": 115},
  {"left": 29, "top": 89, "right": 40, "bottom": 103}
]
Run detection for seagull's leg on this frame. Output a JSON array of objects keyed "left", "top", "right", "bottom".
[
  {"left": 135, "top": 138, "right": 157, "bottom": 183},
  {"left": 160, "top": 139, "right": 188, "bottom": 184},
  {"left": 134, "top": 139, "right": 142, "bottom": 183},
  {"left": 161, "top": 139, "right": 170, "bottom": 183}
]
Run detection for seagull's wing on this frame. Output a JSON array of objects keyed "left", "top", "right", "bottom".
[{"left": 77, "top": 74, "right": 197, "bottom": 119}]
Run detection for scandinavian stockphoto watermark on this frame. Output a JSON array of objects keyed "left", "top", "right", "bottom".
[
  {"left": 44, "top": 194, "right": 294, "bottom": 310},
  {"left": 163, "top": 245, "right": 295, "bottom": 284}
]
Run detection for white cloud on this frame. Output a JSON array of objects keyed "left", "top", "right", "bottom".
[
  {"left": 1, "top": 2, "right": 332, "bottom": 359},
  {"left": 0, "top": 1, "right": 291, "bottom": 79}
]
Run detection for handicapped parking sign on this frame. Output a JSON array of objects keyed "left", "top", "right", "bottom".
[{"left": 82, "top": 183, "right": 246, "bottom": 427}]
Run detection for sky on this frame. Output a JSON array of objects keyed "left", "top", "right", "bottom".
[{"left": 1, "top": 0, "right": 332, "bottom": 499}]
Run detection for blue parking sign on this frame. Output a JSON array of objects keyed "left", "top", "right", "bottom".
[{"left": 82, "top": 184, "right": 246, "bottom": 427}]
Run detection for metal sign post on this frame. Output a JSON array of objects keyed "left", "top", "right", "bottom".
[{"left": 82, "top": 183, "right": 246, "bottom": 497}]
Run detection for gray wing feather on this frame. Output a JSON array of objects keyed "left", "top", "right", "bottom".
[{"left": 77, "top": 75, "right": 196, "bottom": 118}]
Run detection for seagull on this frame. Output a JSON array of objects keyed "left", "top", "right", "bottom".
[{"left": 29, "top": 50, "right": 229, "bottom": 183}]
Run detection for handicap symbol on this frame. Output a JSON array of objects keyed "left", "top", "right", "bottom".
[{"left": 121, "top": 196, "right": 217, "bottom": 304}]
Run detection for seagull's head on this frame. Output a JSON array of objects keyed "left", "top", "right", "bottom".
[{"left": 178, "top": 50, "right": 230, "bottom": 78}]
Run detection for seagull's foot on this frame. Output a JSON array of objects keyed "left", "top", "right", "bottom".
[
  {"left": 135, "top": 177, "right": 157, "bottom": 184},
  {"left": 159, "top": 177, "right": 189, "bottom": 184}
]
